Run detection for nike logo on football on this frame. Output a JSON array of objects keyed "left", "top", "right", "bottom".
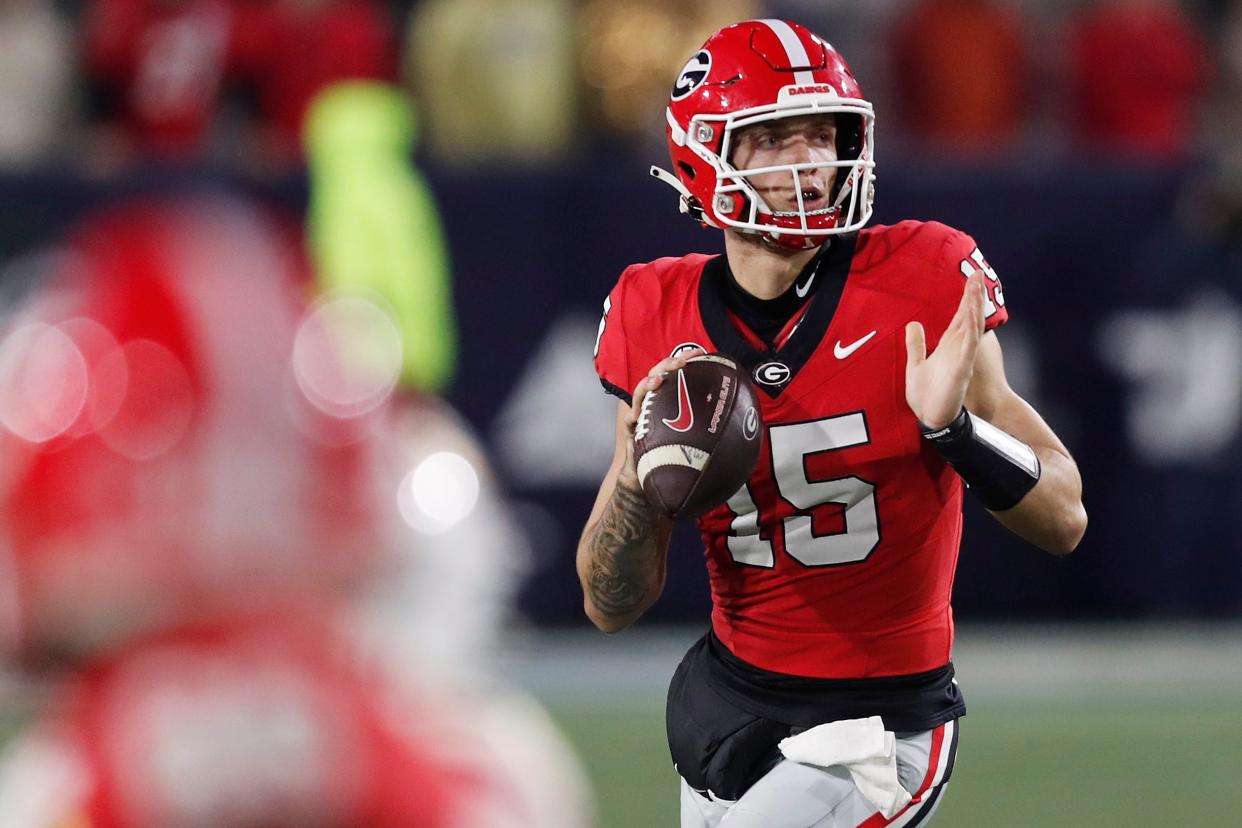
[
  {"left": 833, "top": 331, "right": 877, "bottom": 359},
  {"left": 795, "top": 270, "right": 816, "bottom": 299},
  {"left": 662, "top": 369, "right": 695, "bottom": 432}
]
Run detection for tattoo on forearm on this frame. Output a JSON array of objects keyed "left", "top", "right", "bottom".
[{"left": 586, "top": 481, "right": 659, "bottom": 618}]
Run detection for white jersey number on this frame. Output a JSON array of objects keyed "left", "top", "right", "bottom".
[
  {"left": 959, "top": 247, "right": 1005, "bottom": 319},
  {"left": 725, "top": 412, "right": 880, "bottom": 568}
]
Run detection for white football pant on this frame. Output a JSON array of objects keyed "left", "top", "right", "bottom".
[{"left": 680, "top": 720, "right": 955, "bottom": 828}]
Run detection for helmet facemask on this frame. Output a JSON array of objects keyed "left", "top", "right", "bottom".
[{"left": 693, "top": 101, "right": 875, "bottom": 249}]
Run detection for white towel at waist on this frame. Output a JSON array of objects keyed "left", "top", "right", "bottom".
[{"left": 777, "top": 716, "right": 912, "bottom": 819}]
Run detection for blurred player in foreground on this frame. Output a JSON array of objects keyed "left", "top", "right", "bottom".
[
  {"left": 0, "top": 197, "right": 592, "bottom": 827},
  {"left": 579, "top": 19, "right": 1087, "bottom": 827}
]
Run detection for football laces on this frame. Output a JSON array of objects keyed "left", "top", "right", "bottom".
[{"left": 635, "top": 389, "right": 657, "bottom": 441}]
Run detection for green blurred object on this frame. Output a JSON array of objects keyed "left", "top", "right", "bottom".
[
  {"left": 304, "top": 81, "right": 456, "bottom": 393},
  {"left": 549, "top": 697, "right": 1242, "bottom": 827}
]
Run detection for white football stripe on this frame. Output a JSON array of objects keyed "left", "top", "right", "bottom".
[
  {"left": 636, "top": 443, "right": 710, "bottom": 486},
  {"left": 687, "top": 354, "right": 736, "bottom": 369},
  {"left": 758, "top": 19, "right": 815, "bottom": 86}
]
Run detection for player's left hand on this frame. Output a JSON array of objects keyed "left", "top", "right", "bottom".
[{"left": 904, "top": 271, "right": 986, "bottom": 430}]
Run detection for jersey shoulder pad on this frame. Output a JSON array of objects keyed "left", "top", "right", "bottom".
[
  {"left": 856, "top": 220, "right": 959, "bottom": 266},
  {"left": 858, "top": 221, "right": 1008, "bottom": 329},
  {"left": 595, "top": 253, "right": 713, "bottom": 402},
  {"left": 615, "top": 253, "right": 713, "bottom": 305}
]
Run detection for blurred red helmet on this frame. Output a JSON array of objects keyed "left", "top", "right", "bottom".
[
  {"left": 652, "top": 19, "right": 876, "bottom": 249},
  {"left": 0, "top": 198, "right": 390, "bottom": 661}
]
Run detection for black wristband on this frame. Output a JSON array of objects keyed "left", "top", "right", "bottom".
[{"left": 921, "top": 408, "right": 1041, "bottom": 511}]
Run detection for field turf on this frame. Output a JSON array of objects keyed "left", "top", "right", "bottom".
[{"left": 549, "top": 696, "right": 1242, "bottom": 826}]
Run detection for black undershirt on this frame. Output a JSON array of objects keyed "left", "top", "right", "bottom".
[{"left": 720, "top": 241, "right": 832, "bottom": 346}]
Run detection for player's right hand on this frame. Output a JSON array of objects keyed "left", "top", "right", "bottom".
[{"left": 619, "top": 348, "right": 707, "bottom": 485}]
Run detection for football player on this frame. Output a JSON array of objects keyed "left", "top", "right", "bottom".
[{"left": 580, "top": 19, "right": 1086, "bottom": 827}]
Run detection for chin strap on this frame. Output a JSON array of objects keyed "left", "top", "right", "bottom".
[{"left": 649, "top": 166, "right": 705, "bottom": 222}]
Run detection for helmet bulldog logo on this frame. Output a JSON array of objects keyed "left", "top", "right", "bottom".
[{"left": 672, "top": 50, "right": 712, "bottom": 100}]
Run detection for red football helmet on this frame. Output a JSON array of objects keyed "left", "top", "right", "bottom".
[{"left": 652, "top": 19, "right": 876, "bottom": 249}]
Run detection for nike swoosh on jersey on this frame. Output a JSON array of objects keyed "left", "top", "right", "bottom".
[
  {"left": 795, "top": 270, "right": 816, "bottom": 298},
  {"left": 662, "top": 369, "right": 695, "bottom": 432},
  {"left": 833, "top": 330, "right": 877, "bottom": 359}
]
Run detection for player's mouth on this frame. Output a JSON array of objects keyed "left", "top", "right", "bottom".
[{"left": 789, "top": 185, "right": 827, "bottom": 211}]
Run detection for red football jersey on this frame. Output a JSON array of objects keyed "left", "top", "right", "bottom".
[
  {"left": 0, "top": 612, "right": 512, "bottom": 828},
  {"left": 595, "top": 221, "right": 1008, "bottom": 678}
]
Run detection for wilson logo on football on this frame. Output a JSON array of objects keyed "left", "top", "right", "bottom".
[
  {"left": 753, "top": 361, "right": 791, "bottom": 387},
  {"left": 707, "top": 375, "right": 732, "bottom": 435},
  {"left": 661, "top": 369, "right": 695, "bottom": 432}
]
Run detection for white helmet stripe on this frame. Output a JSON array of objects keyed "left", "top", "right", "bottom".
[{"left": 758, "top": 19, "right": 816, "bottom": 86}]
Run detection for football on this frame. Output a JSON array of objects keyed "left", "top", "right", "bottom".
[{"left": 633, "top": 353, "right": 763, "bottom": 519}]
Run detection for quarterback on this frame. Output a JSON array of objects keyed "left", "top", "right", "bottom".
[{"left": 578, "top": 19, "right": 1086, "bottom": 827}]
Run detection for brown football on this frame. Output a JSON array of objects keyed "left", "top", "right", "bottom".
[{"left": 633, "top": 353, "right": 763, "bottom": 519}]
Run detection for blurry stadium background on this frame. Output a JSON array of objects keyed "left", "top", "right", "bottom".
[{"left": 1, "top": 0, "right": 1241, "bottom": 824}]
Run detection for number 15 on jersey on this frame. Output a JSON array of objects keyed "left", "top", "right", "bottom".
[{"left": 725, "top": 411, "right": 880, "bottom": 568}]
